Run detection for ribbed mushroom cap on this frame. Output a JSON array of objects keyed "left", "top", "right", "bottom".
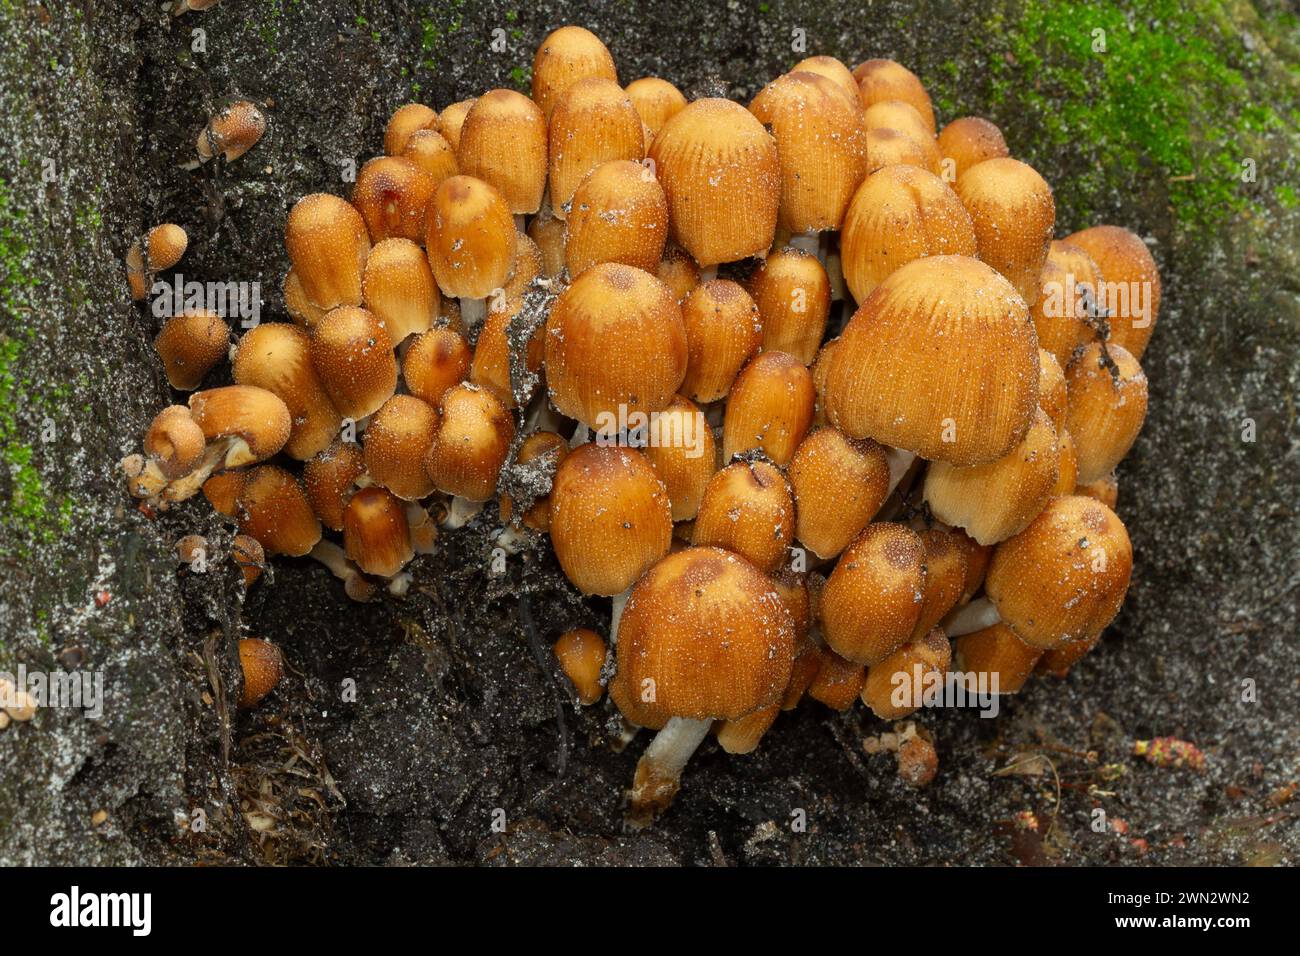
[
  {"left": 790, "top": 55, "right": 861, "bottom": 108},
  {"left": 1063, "top": 225, "right": 1162, "bottom": 360},
  {"left": 1037, "top": 349, "right": 1069, "bottom": 434},
  {"left": 853, "top": 59, "right": 936, "bottom": 132},
  {"left": 840, "top": 164, "right": 977, "bottom": 304},
  {"left": 692, "top": 460, "right": 794, "bottom": 574},
  {"left": 788, "top": 427, "right": 890, "bottom": 560},
  {"left": 1036, "top": 630, "right": 1101, "bottom": 679},
  {"left": 954, "top": 621, "right": 1042, "bottom": 694},
  {"left": 425, "top": 175, "right": 517, "bottom": 301},
  {"left": 749, "top": 71, "right": 868, "bottom": 234},
  {"left": 615, "top": 546, "right": 796, "bottom": 721},
  {"left": 503, "top": 233, "right": 544, "bottom": 300},
  {"left": 362, "top": 238, "right": 439, "bottom": 344},
  {"left": 401, "top": 326, "right": 472, "bottom": 407},
  {"left": 955, "top": 157, "right": 1055, "bottom": 307},
  {"left": 862, "top": 126, "right": 934, "bottom": 174},
  {"left": 1031, "top": 240, "right": 1104, "bottom": 367},
  {"left": 187, "top": 385, "right": 292, "bottom": 466},
  {"left": 531, "top": 25, "right": 618, "bottom": 120},
  {"left": 624, "top": 77, "right": 688, "bottom": 139},
  {"left": 402, "top": 128, "right": 459, "bottom": 186},
  {"left": 807, "top": 647, "right": 866, "bottom": 712},
  {"left": 308, "top": 306, "right": 398, "bottom": 420},
  {"left": 236, "top": 639, "right": 283, "bottom": 709},
  {"left": 423, "top": 383, "right": 515, "bottom": 502},
  {"left": 911, "top": 528, "right": 970, "bottom": 638},
  {"left": 154, "top": 309, "right": 230, "bottom": 391},
  {"left": 351, "top": 156, "right": 437, "bottom": 244},
  {"left": 821, "top": 523, "right": 926, "bottom": 665},
  {"left": 745, "top": 248, "right": 830, "bottom": 365},
  {"left": 527, "top": 215, "right": 567, "bottom": 278},
  {"left": 860, "top": 627, "right": 951, "bottom": 720},
  {"left": 283, "top": 269, "right": 327, "bottom": 329},
  {"left": 679, "top": 278, "right": 762, "bottom": 403},
  {"left": 924, "top": 406, "right": 1061, "bottom": 546},
  {"left": 1065, "top": 341, "right": 1148, "bottom": 483},
  {"left": 544, "top": 262, "right": 686, "bottom": 427},
  {"left": 564, "top": 160, "right": 668, "bottom": 277},
  {"left": 937, "top": 116, "right": 1009, "bottom": 181},
  {"left": 363, "top": 394, "right": 439, "bottom": 501},
  {"left": 722, "top": 350, "right": 815, "bottom": 466},
  {"left": 458, "top": 89, "right": 549, "bottom": 215},
  {"left": 548, "top": 444, "right": 673, "bottom": 596},
  {"left": 145, "top": 405, "right": 205, "bottom": 479},
  {"left": 468, "top": 296, "right": 536, "bottom": 409},
  {"left": 285, "top": 193, "right": 371, "bottom": 312},
  {"left": 436, "top": 99, "right": 475, "bottom": 151},
  {"left": 145, "top": 223, "right": 189, "bottom": 271},
  {"left": 234, "top": 465, "right": 322, "bottom": 557},
  {"left": 383, "top": 103, "right": 438, "bottom": 156},
  {"left": 985, "top": 494, "right": 1132, "bottom": 650},
  {"left": 548, "top": 77, "right": 644, "bottom": 219},
  {"left": 197, "top": 100, "right": 266, "bottom": 163},
  {"left": 656, "top": 245, "right": 699, "bottom": 303},
  {"left": 641, "top": 394, "right": 717, "bottom": 522},
  {"left": 825, "top": 255, "right": 1040, "bottom": 466},
  {"left": 343, "top": 485, "right": 413, "bottom": 578},
  {"left": 553, "top": 628, "right": 608, "bottom": 706},
  {"left": 1053, "top": 427, "right": 1079, "bottom": 496},
  {"left": 648, "top": 98, "right": 780, "bottom": 268},
  {"left": 1076, "top": 471, "right": 1119, "bottom": 509},
  {"left": 232, "top": 322, "right": 341, "bottom": 461},
  {"left": 302, "top": 439, "right": 366, "bottom": 531},
  {"left": 861, "top": 100, "right": 940, "bottom": 173}
]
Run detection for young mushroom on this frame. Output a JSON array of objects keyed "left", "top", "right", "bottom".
[
  {"left": 853, "top": 59, "right": 936, "bottom": 133},
  {"left": 953, "top": 622, "right": 1042, "bottom": 695},
  {"left": 363, "top": 394, "right": 439, "bottom": 501},
  {"left": 553, "top": 628, "right": 608, "bottom": 705},
  {"left": 790, "top": 54, "right": 861, "bottom": 108},
  {"left": 787, "top": 427, "right": 891, "bottom": 559},
  {"left": 564, "top": 160, "right": 669, "bottom": 277},
  {"left": 232, "top": 322, "right": 341, "bottom": 460},
  {"left": 383, "top": 103, "right": 438, "bottom": 156},
  {"left": 302, "top": 439, "right": 366, "bottom": 531},
  {"left": 745, "top": 249, "right": 830, "bottom": 365},
  {"left": 425, "top": 175, "right": 516, "bottom": 329},
  {"left": 236, "top": 639, "right": 283, "bottom": 709},
  {"left": 423, "top": 383, "right": 515, "bottom": 527},
  {"left": 531, "top": 25, "right": 619, "bottom": 121},
  {"left": 679, "top": 278, "right": 762, "bottom": 404},
  {"left": 401, "top": 326, "right": 472, "bottom": 407},
  {"left": 860, "top": 100, "right": 941, "bottom": 174},
  {"left": 154, "top": 308, "right": 230, "bottom": 391},
  {"left": 820, "top": 522, "right": 926, "bottom": 665},
  {"left": 285, "top": 193, "right": 371, "bottom": 312},
  {"left": 343, "top": 485, "right": 415, "bottom": 578},
  {"left": 195, "top": 100, "right": 266, "bottom": 165},
  {"left": 691, "top": 459, "right": 795, "bottom": 574},
  {"left": 1065, "top": 341, "right": 1149, "bottom": 484},
  {"left": 232, "top": 464, "right": 323, "bottom": 557},
  {"left": 457, "top": 89, "right": 549, "bottom": 225},
  {"left": 641, "top": 395, "right": 717, "bottom": 523},
  {"left": 127, "top": 224, "right": 189, "bottom": 300},
  {"left": 436, "top": 99, "right": 475, "bottom": 151},
  {"left": 624, "top": 77, "right": 688, "bottom": 143},
  {"left": 617, "top": 546, "right": 795, "bottom": 825},
  {"left": 401, "top": 128, "right": 460, "bottom": 186},
  {"left": 308, "top": 305, "right": 398, "bottom": 420},
  {"left": 1031, "top": 240, "right": 1105, "bottom": 368},
  {"left": 721, "top": 350, "right": 815, "bottom": 466},
  {"left": 937, "top": 116, "right": 1010, "bottom": 181},
  {"left": 547, "top": 77, "right": 644, "bottom": 219},
  {"left": 955, "top": 157, "right": 1056, "bottom": 307},
  {"left": 361, "top": 237, "right": 440, "bottom": 344},
  {"left": 351, "top": 156, "right": 437, "bottom": 244}
]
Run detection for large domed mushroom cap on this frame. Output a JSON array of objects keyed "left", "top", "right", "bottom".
[{"left": 824, "top": 255, "right": 1040, "bottom": 466}]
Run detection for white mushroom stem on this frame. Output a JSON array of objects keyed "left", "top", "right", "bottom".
[
  {"left": 309, "top": 540, "right": 374, "bottom": 602},
  {"left": 460, "top": 296, "right": 487, "bottom": 329},
  {"left": 886, "top": 447, "right": 918, "bottom": 495},
  {"left": 787, "top": 232, "right": 819, "bottom": 256},
  {"left": 441, "top": 495, "right": 483, "bottom": 529},
  {"left": 825, "top": 249, "right": 847, "bottom": 303},
  {"left": 568, "top": 422, "right": 590, "bottom": 449},
  {"left": 628, "top": 716, "right": 713, "bottom": 822},
  {"left": 609, "top": 586, "right": 632, "bottom": 647},
  {"left": 699, "top": 266, "right": 718, "bottom": 282},
  {"left": 942, "top": 597, "right": 1001, "bottom": 637},
  {"left": 494, "top": 523, "right": 530, "bottom": 554}
]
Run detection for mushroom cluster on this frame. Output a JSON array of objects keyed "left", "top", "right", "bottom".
[{"left": 122, "top": 27, "right": 1159, "bottom": 826}]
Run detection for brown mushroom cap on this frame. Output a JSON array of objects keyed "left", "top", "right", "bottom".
[
  {"left": 361, "top": 238, "right": 439, "bottom": 344},
  {"left": 423, "top": 383, "right": 515, "bottom": 502},
  {"left": 548, "top": 77, "right": 645, "bottom": 219},
  {"left": 749, "top": 71, "right": 869, "bottom": 234},
  {"left": 402, "top": 128, "right": 459, "bottom": 186},
  {"left": 985, "top": 494, "right": 1132, "bottom": 650},
  {"left": 401, "top": 326, "right": 472, "bottom": 407},
  {"left": 531, "top": 25, "right": 619, "bottom": 121},
  {"left": 363, "top": 394, "right": 439, "bottom": 501},
  {"left": 308, "top": 305, "right": 398, "bottom": 420},
  {"left": 527, "top": 215, "right": 567, "bottom": 278},
  {"left": 154, "top": 309, "right": 230, "bottom": 391},
  {"left": 458, "top": 89, "right": 549, "bottom": 215},
  {"left": 234, "top": 465, "right": 323, "bottom": 557},
  {"left": 436, "top": 99, "right": 475, "bottom": 151},
  {"left": 187, "top": 385, "right": 292, "bottom": 466},
  {"left": 470, "top": 295, "right": 541, "bottom": 409},
  {"left": 825, "top": 255, "right": 1040, "bottom": 466},
  {"left": 648, "top": 98, "right": 780, "bottom": 267},
  {"left": 924, "top": 406, "right": 1061, "bottom": 546},
  {"left": 548, "top": 444, "right": 672, "bottom": 596},
  {"left": 197, "top": 100, "right": 266, "bottom": 163},
  {"left": 144, "top": 405, "right": 206, "bottom": 479},
  {"left": 722, "top": 350, "right": 817, "bottom": 467},
  {"left": 937, "top": 116, "right": 1010, "bottom": 181},
  {"left": 553, "top": 628, "right": 608, "bottom": 705},
  {"left": 624, "top": 77, "right": 688, "bottom": 139},
  {"left": 745, "top": 248, "right": 831, "bottom": 365},
  {"left": 953, "top": 621, "right": 1042, "bottom": 694},
  {"left": 860, "top": 627, "right": 951, "bottom": 720},
  {"left": 544, "top": 262, "right": 687, "bottom": 427},
  {"left": 564, "top": 160, "right": 669, "bottom": 277},
  {"left": 641, "top": 394, "right": 717, "bottom": 522},
  {"left": 911, "top": 528, "right": 970, "bottom": 638},
  {"left": 343, "top": 485, "right": 414, "bottom": 578},
  {"left": 351, "top": 156, "right": 437, "bottom": 244},
  {"left": 807, "top": 647, "right": 867, "bottom": 712},
  {"left": 691, "top": 459, "right": 794, "bottom": 574},
  {"left": 1076, "top": 471, "right": 1119, "bottom": 509},
  {"left": 679, "top": 278, "right": 763, "bottom": 403},
  {"left": 861, "top": 100, "right": 941, "bottom": 174},
  {"left": 303, "top": 439, "right": 366, "bottom": 531},
  {"left": 955, "top": 157, "right": 1056, "bottom": 307},
  {"left": 788, "top": 427, "right": 891, "bottom": 559},
  {"left": 1054, "top": 426, "right": 1079, "bottom": 496},
  {"left": 232, "top": 322, "right": 342, "bottom": 461},
  {"left": 655, "top": 245, "right": 700, "bottom": 304},
  {"left": 232, "top": 534, "right": 265, "bottom": 587},
  {"left": 821, "top": 522, "right": 926, "bottom": 664},
  {"left": 1064, "top": 225, "right": 1162, "bottom": 360},
  {"left": 285, "top": 193, "right": 371, "bottom": 312},
  {"left": 790, "top": 55, "right": 861, "bottom": 108},
  {"left": 145, "top": 223, "right": 189, "bottom": 272},
  {"left": 383, "top": 102, "right": 438, "bottom": 156},
  {"left": 1065, "top": 341, "right": 1149, "bottom": 484},
  {"left": 1031, "top": 240, "right": 1105, "bottom": 367},
  {"left": 862, "top": 126, "right": 935, "bottom": 175},
  {"left": 425, "top": 175, "right": 517, "bottom": 301},
  {"left": 853, "top": 59, "right": 936, "bottom": 132},
  {"left": 236, "top": 638, "right": 283, "bottom": 709},
  {"left": 615, "top": 546, "right": 796, "bottom": 721},
  {"left": 840, "top": 164, "right": 977, "bottom": 304},
  {"left": 1037, "top": 348, "right": 1069, "bottom": 434},
  {"left": 284, "top": 269, "right": 328, "bottom": 329}
]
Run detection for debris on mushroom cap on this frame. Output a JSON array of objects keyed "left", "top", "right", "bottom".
[
  {"left": 425, "top": 175, "right": 516, "bottom": 301},
  {"left": 985, "top": 494, "right": 1133, "bottom": 650},
  {"left": 383, "top": 103, "right": 438, "bottom": 156},
  {"left": 1064, "top": 224, "right": 1162, "bottom": 360},
  {"left": 722, "top": 349, "right": 815, "bottom": 466},
  {"left": 649, "top": 98, "right": 780, "bottom": 268},
  {"left": 531, "top": 25, "right": 618, "bottom": 121},
  {"left": 236, "top": 638, "right": 283, "bottom": 709},
  {"left": 232, "top": 322, "right": 341, "bottom": 461},
  {"left": 679, "top": 278, "right": 762, "bottom": 403},
  {"left": 553, "top": 627, "right": 608, "bottom": 706},
  {"left": 1065, "top": 340, "right": 1149, "bottom": 484},
  {"left": 840, "top": 164, "right": 977, "bottom": 304},
  {"left": 924, "top": 406, "right": 1062, "bottom": 546},
  {"left": 500, "top": 430, "right": 569, "bottom": 532},
  {"left": 458, "top": 89, "right": 549, "bottom": 216},
  {"left": 564, "top": 159, "right": 669, "bottom": 277},
  {"left": 746, "top": 249, "right": 831, "bottom": 365},
  {"left": 788, "top": 427, "right": 890, "bottom": 560},
  {"left": 938, "top": 116, "right": 1010, "bottom": 181},
  {"left": 303, "top": 439, "right": 366, "bottom": 531},
  {"left": 955, "top": 156, "right": 1056, "bottom": 307},
  {"left": 825, "top": 255, "right": 1040, "bottom": 466},
  {"left": 155, "top": 308, "right": 230, "bottom": 391},
  {"left": 615, "top": 546, "right": 796, "bottom": 721},
  {"left": 822, "top": 522, "right": 927, "bottom": 665},
  {"left": 692, "top": 459, "right": 794, "bottom": 574},
  {"left": 547, "top": 77, "right": 645, "bottom": 220},
  {"left": 1031, "top": 240, "right": 1105, "bottom": 368},
  {"left": 548, "top": 443, "right": 672, "bottom": 596},
  {"left": 196, "top": 100, "right": 266, "bottom": 164},
  {"left": 544, "top": 262, "right": 687, "bottom": 426}
]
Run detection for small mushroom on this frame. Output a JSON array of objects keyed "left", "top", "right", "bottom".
[
  {"left": 401, "top": 326, "right": 472, "bottom": 407},
  {"left": 236, "top": 638, "right": 283, "bottom": 709},
  {"left": 745, "top": 248, "right": 831, "bottom": 365},
  {"left": 937, "top": 116, "right": 1010, "bottom": 180},
  {"left": 362, "top": 238, "right": 439, "bottom": 344},
  {"left": 1064, "top": 225, "right": 1162, "bottom": 360},
  {"left": 821, "top": 522, "right": 926, "bottom": 665},
  {"left": 343, "top": 485, "right": 414, "bottom": 578},
  {"left": 458, "top": 89, "right": 549, "bottom": 221},
  {"left": 1065, "top": 341, "right": 1148, "bottom": 484},
  {"left": 641, "top": 395, "right": 717, "bottom": 523},
  {"left": 553, "top": 628, "right": 607, "bottom": 705},
  {"left": 425, "top": 175, "right": 516, "bottom": 328},
  {"left": 624, "top": 77, "right": 687, "bottom": 142},
  {"left": 852, "top": 58, "right": 936, "bottom": 133},
  {"left": 955, "top": 157, "right": 1056, "bottom": 307},
  {"left": 232, "top": 322, "right": 341, "bottom": 461},
  {"left": 547, "top": 78, "right": 644, "bottom": 220},
  {"left": 285, "top": 193, "right": 371, "bottom": 312},
  {"left": 721, "top": 350, "right": 815, "bottom": 466},
  {"left": 383, "top": 103, "right": 438, "bottom": 156},
  {"left": 423, "top": 383, "right": 515, "bottom": 523},
  {"left": 308, "top": 305, "right": 398, "bottom": 420},
  {"left": 787, "top": 427, "right": 890, "bottom": 560},
  {"left": 363, "top": 394, "right": 439, "bottom": 501},
  {"left": 679, "top": 278, "right": 762, "bottom": 404},
  {"left": 195, "top": 100, "right": 266, "bottom": 165},
  {"left": 564, "top": 160, "right": 668, "bottom": 277},
  {"left": 691, "top": 459, "right": 794, "bottom": 574},
  {"left": 351, "top": 156, "right": 437, "bottom": 244},
  {"left": 531, "top": 26, "right": 618, "bottom": 121}
]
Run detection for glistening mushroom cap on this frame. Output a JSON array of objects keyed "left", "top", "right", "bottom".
[
  {"left": 531, "top": 25, "right": 619, "bottom": 120},
  {"left": 547, "top": 77, "right": 645, "bottom": 219},
  {"left": 679, "top": 278, "right": 762, "bottom": 404},
  {"left": 458, "top": 89, "right": 549, "bottom": 215},
  {"left": 564, "top": 159, "right": 668, "bottom": 277},
  {"left": 937, "top": 116, "right": 1010, "bottom": 181},
  {"left": 363, "top": 394, "right": 439, "bottom": 501},
  {"left": 820, "top": 522, "right": 926, "bottom": 665},
  {"left": 788, "top": 427, "right": 890, "bottom": 559},
  {"left": 154, "top": 309, "right": 230, "bottom": 391},
  {"left": 361, "top": 237, "right": 439, "bottom": 344},
  {"left": 233, "top": 465, "right": 323, "bottom": 557},
  {"left": 691, "top": 459, "right": 794, "bottom": 574},
  {"left": 1065, "top": 341, "right": 1149, "bottom": 484},
  {"left": 722, "top": 350, "right": 817, "bottom": 467},
  {"left": 144, "top": 405, "right": 206, "bottom": 479},
  {"left": 343, "top": 485, "right": 414, "bottom": 578},
  {"left": 824, "top": 255, "right": 1040, "bottom": 466},
  {"left": 285, "top": 193, "right": 371, "bottom": 312},
  {"left": 308, "top": 305, "right": 398, "bottom": 420},
  {"left": 425, "top": 175, "right": 516, "bottom": 301},
  {"left": 423, "top": 383, "right": 515, "bottom": 503},
  {"left": 232, "top": 322, "right": 342, "bottom": 461},
  {"left": 745, "top": 248, "right": 830, "bottom": 365},
  {"left": 853, "top": 58, "right": 936, "bottom": 133},
  {"left": 955, "top": 157, "right": 1056, "bottom": 307},
  {"left": 187, "top": 385, "right": 292, "bottom": 467},
  {"left": 351, "top": 156, "right": 437, "bottom": 244},
  {"left": 615, "top": 546, "right": 796, "bottom": 721}
]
